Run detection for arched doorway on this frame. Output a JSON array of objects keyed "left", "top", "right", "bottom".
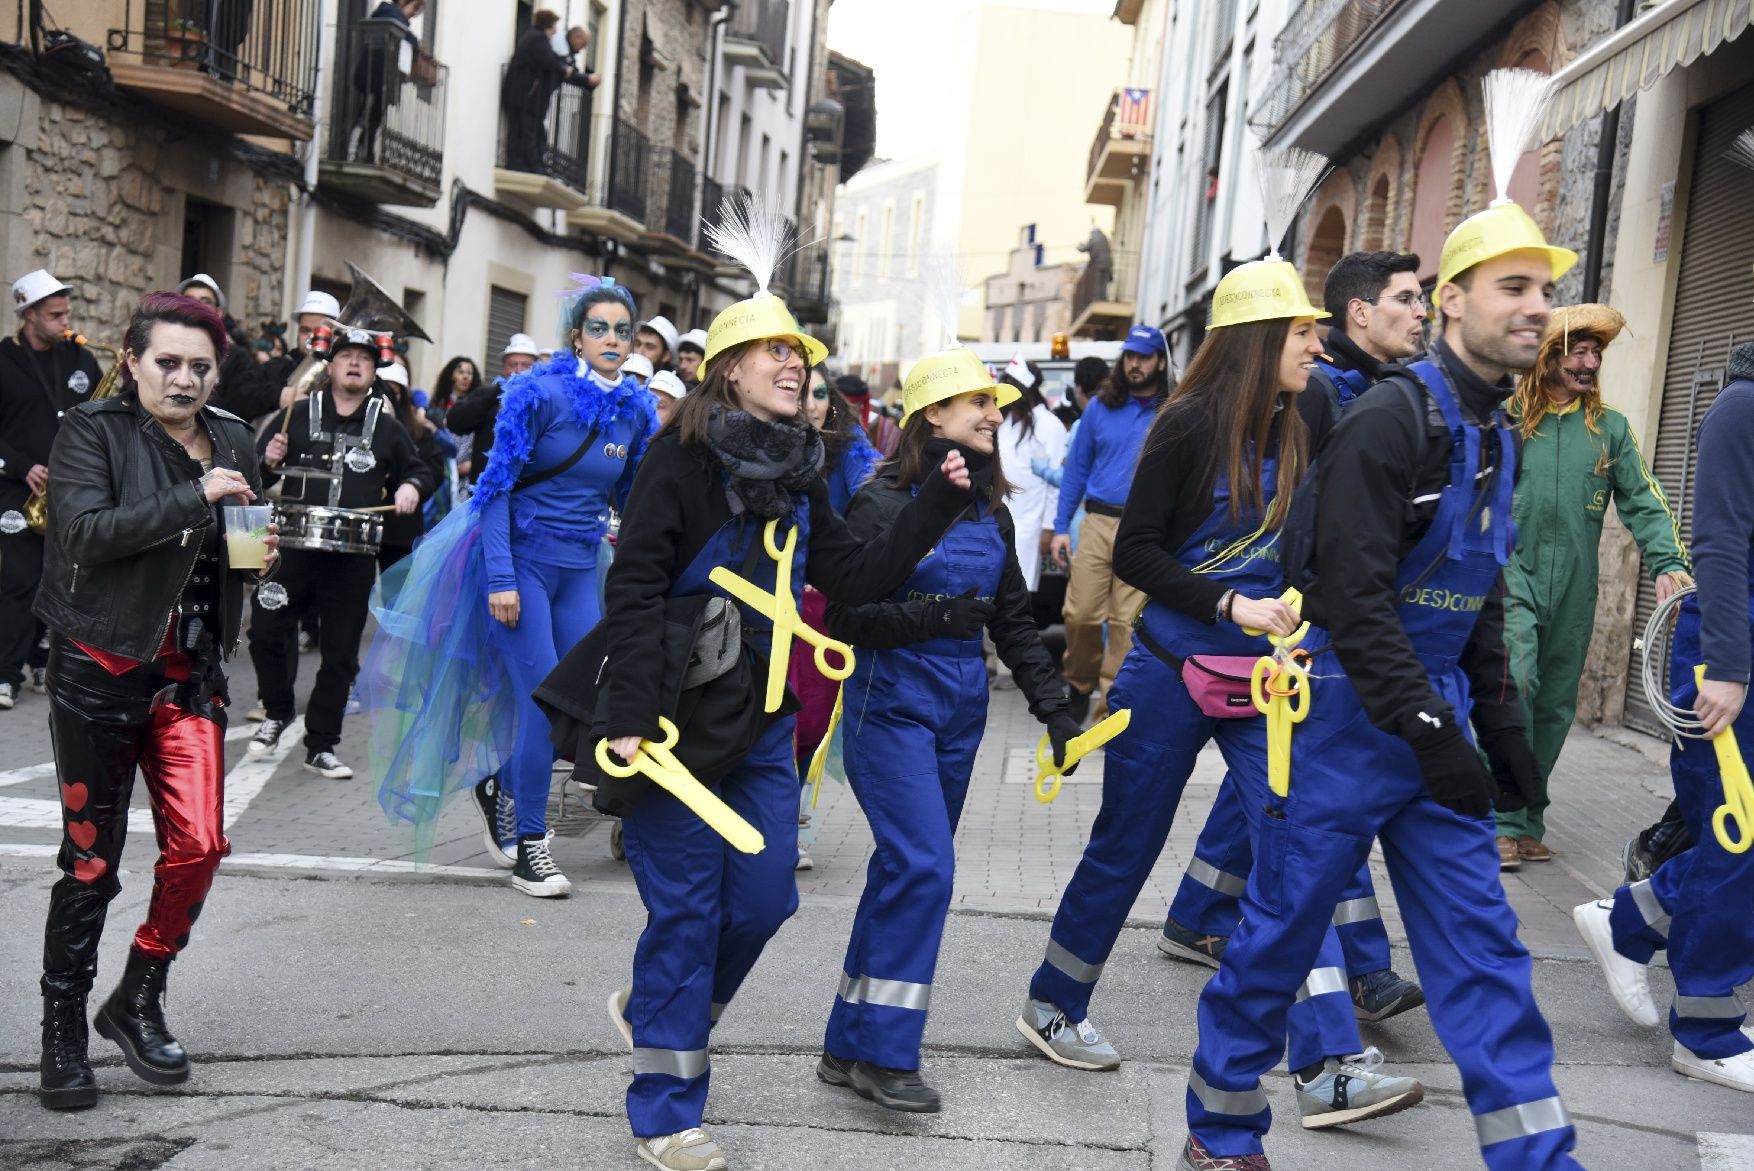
[
  {"left": 1362, "top": 174, "right": 1391, "bottom": 251},
  {"left": 1303, "top": 205, "right": 1348, "bottom": 300},
  {"left": 1409, "top": 113, "right": 1456, "bottom": 282}
]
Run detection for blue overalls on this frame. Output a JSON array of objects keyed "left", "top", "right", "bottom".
[
  {"left": 1186, "top": 365, "right": 1581, "bottom": 1170},
  {"left": 1028, "top": 459, "right": 1363, "bottom": 1073},
  {"left": 824, "top": 502, "right": 1005, "bottom": 1069},
  {"left": 619, "top": 509, "right": 809, "bottom": 1138},
  {"left": 1312, "top": 356, "right": 1369, "bottom": 409},
  {"left": 1606, "top": 566, "right": 1754, "bottom": 1060}
]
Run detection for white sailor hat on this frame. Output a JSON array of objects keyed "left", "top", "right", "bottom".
[
  {"left": 638, "top": 315, "right": 680, "bottom": 354},
  {"left": 178, "top": 273, "right": 227, "bottom": 311},
  {"left": 621, "top": 353, "right": 655, "bottom": 383},
  {"left": 12, "top": 269, "right": 71, "bottom": 315},
  {"left": 649, "top": 369, "right": 687, "bottom": 400},
  {"left": 379, "top": 361, "right": 410, "bottom": 387},
  {"left": 297, "top": 290, "right": 343, "bottom": 319},
  {"left": 503, "top": 332, "right": 541, "bottom": 358}
]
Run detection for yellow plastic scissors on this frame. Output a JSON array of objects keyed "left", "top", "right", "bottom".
[
  {"left": 1240, "top": 588, "right": 1311, "bottom": 798},
  {"left": 595, "top": 717, "right": 766, "bottom": 854},
  {"left": 1034, "top": 709, "right": 1132, "bottom": 803},
  {"left": 708, "top": 518, "right": 855, "bottom": 713},
  {"left": 805, "top": 685, "right": 845, "bottom": 810},
  {"left": 1696, "top": 665, "right": 1754, "bottom": 854}
]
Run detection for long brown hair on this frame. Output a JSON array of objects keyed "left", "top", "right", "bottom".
[
  {"left": 1150, "top": 317, "right": 1306, "bottom": 529},
  {"left": 878, "top": 404, "right": 1012, "bottom": 510},
  {"left": 1510, "top": 334, "right": 1606, "bottom": 442},
  {"left": 662, "top": 337, "right": 812, "bottom": 447}
]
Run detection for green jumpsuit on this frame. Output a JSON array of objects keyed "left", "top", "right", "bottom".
[{"left": 1497, "top": 400, "right": 1689, "bottom": 843}]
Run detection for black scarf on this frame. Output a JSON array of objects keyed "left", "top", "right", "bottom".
[
  {"left": 705, "top": 404, "right": 825, "bottom": 519},
  {"left": 923, "top": 436, "right": 995, "bottom": 500}
]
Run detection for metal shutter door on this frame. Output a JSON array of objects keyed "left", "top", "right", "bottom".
[
  {"left": 1622, "top": 81, "right": 1754, "bottom": 735},
  {"left": 486, "top": 286, "right": 529, "bottom": 371}
]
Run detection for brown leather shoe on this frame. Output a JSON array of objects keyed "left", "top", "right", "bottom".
[
  {"left": 1496, "top": 836, "right": 1522, "bottom": 871},
  {"left": 1517, "top": 836, "right": 1553, "bottom": 862}
]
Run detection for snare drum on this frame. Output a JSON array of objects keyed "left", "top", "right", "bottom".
[{"left": 275, "top": 504, "right": 383, "bottom": 555}]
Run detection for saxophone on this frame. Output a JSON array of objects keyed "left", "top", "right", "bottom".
[{"left": 22, "top": 333, "right": 123, "bottom": 535}]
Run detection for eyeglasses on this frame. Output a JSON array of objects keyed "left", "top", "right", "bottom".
[
  {"left": 810, "top": 386, "right": 830, "bottom": 401},
  {"left": 582, "top": 318, "right": 635, "bottom": 341},
  {"left": 1367, "top": 291, "right": 1428, "bottom": 311},
  {"left": 763, "top": 339, "right": 804, "bottom": 365}
]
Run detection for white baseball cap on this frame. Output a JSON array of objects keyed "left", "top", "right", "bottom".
[
  {"left": 379, "top": 361, "right": 409, "bottom": 387},
  {"left": 503, "top": 332, "right": 541, "bottom": 358},
  {"left": 677, "top": 327, "right": 707, "bottom": 354},
  {"left": 638, "top": 315, "right": 679, "bottom": 355},
  {"left": 621, "top": 353, "right": 655, "bottom": 382},
  {"left": 649, "top": 369, "right": 687, "bottom": 400},
  {"left": 178, "top": 273, "right": 226, "bottom": 311},
  {"left": 12, "top": 269, "right": 71, "bottom": 315},
  {"left": 297, "top": 290, "right": 342, "bottom": 318}
]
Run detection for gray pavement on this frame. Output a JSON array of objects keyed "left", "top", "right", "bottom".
[{"left": 0, "top": 641, "right": 1748, "bottom": 1168}]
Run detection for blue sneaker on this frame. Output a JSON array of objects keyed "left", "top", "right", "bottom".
[
  {"left": 1158, "top": 917, "right": 1226, "bottom": 970},
  {"left": 1350, "top": 968, "right": 1425, "bottom": 1023},
  {"left": 1294, "top": 1048, "right": 1424, "bottom": 1128}
]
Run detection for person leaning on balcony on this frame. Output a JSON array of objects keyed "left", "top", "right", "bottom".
[
  {"left": 503, "top": 10, "right": 598, "bottom": 173},
  {"left": 1050, "top": 325, "right": 1170, "bottom": 723},
  {"left": 350, "top": 0, "right": 426, "bottom": 161}
]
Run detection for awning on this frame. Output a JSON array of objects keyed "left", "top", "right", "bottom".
[{"left": 1540, "top": 0, "right": 1754, "bottom": 140}]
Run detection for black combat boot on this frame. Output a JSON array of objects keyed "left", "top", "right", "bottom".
[
  {"left": 39, "top": 994, "right": 97, "bottom": 1109},
  {"left": 94, "top": 950, "right": 190, "bottom": 1084}
]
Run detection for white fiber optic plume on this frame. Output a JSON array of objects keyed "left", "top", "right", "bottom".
[
  {"left": 703, "top": 191, "right": 799, "bottom": 297},
  {"left": 920, "top": 250, "right": 965, "bottom": 351},
  {"left": 1482, "top": 68, "right": 1553, "bottom": 205},
  {"left": 1728, "top": 127, "right": 1754, "bottom": 172},
  {"left": 1257, "top": 147, "right": 1329, "bottom": 259}
]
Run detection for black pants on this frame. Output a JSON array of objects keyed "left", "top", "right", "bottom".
[
  {"left": 505, "top": 98, "right": 548, "bottom": 172},
  {"left": 0, "top": 527, "right": 47, "bottom": 687},
  {"left": 42, "top": 638, "right": 228, "bottom": 999},
  {"left": 248, "top": 549, "right": 375, "bottom": 753}
]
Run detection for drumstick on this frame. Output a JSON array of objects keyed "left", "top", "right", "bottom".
[{"left": 353, "top": 504, "right": 399, "bottom": 513}]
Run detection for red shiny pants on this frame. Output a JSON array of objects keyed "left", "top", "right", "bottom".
[{"left": 41, "top": 638, "right": 229, "bottom": 999}]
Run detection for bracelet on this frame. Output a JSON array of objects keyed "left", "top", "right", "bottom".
[{"left": 1215, "top": 589, "right": 1235, "bottom": 624}]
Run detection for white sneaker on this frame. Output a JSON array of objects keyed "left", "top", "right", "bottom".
[
  {"left": 1673, "top": 1040, "right": 1754, "bottom": 1092},
  {"left": 1573, "top": 900, "right": 1659, "bottom": 1027},
  {"left": 608, "top": 986, "right": 633, "bottom": 1050},
  {"left": 795, "top": 845, "right": 814, "bottom": 871},
  {"left": 637, "top": 1128, "right": 726, "bottom": 1171},
  {"left": 0, "top": 681, "right": 15, "bottom": 710}
]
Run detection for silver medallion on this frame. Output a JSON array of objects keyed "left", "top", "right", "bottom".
[
  {"left": 68, "top": 370, "right": 90, "bottom": 396},
  {"left": 256, "top": 581, "right": 290, "bottom": 610},
  {"left": 0, "top": 510, "right": 25, "bottom": 535},
  {"left": 344, "top": 446, "right": 378, "bottom": 473}
]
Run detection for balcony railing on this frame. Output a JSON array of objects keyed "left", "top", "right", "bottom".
[
  {"left": 1086, "top": 87, "right": 1153, "bottom": 187},
  {"left": 702, "top": 175, "right": 726, "bottom": 223},
  {"left": 1252, "top": 0, "right": 1405, "bottom": 139},
  {"left": 1071, "top": 250, "right": 1140, "bottom": 336},
  {"left": 105, "top": 0, "right": 319, "bottom": 138},
  {"left": 499, "top": 72, "right": 592, "bottom": 195},
  {"left": 724, "top": 0, "right": 790, "bottom": 88},
  {"left": 608, "top": 118, "right": 651, "bottom": 223},
  {"left": 785, "top": 241, "right": 833, "bottom": 322},
  {"left": 666, "top": 152, "right": 697, "bottom": 243},
  {"left": 323, "top": 17, "right": 446, "bottom": 205}
]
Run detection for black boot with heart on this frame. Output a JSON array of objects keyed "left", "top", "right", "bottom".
[
  {"left": 95, "top": 949, "right": 189, "bottom": 1084},
  {"left": 39, "top": 993, "right": 97, "bottom": 1109}
]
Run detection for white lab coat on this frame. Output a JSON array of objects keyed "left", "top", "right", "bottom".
[{"left": 997, "top": 404, "right": 1068, "bottom": 590}]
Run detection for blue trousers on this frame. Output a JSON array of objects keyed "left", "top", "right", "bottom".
[
  {"left": 488, "top": 556, "right": 600, "bottom": 837},
  {"left": 620, "top": 717, "right": 801, "bottom": 1137},
  {"left": 1608, "top": 611, "right": 1754, "bottom": 1060},
  {"left": 1028, "top": 641, "right": 1363, "bottom": 1072},
  {"left": 1187, "top": 664, "right": 1578, "bottom": 1170},
  {"left": 1170, "top": 773, "right": 1393, "bottom": 977},
  {"left": 825, "top": 649, "right": 986, "bottom": 1070}
]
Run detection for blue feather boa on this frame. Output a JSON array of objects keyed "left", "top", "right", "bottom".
[{"left": 470, "top": 355, "right": 658, "bottom": 513}]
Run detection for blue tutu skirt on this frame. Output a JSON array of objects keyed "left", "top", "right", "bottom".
[{"left": 357, "top": 505, "right": 519, "bottom": 850}]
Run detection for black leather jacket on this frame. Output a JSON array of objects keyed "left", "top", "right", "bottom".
[{"left": 34, "top": 396, "right": 265, "bottom": 663}]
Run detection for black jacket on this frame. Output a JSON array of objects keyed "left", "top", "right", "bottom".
[
  {"left": 445, "top": 379, "right": 504, "bottom": 482},
  {"left": 259, "top": 386, "right": 435, "bottom": 511},
  {"left": 503, "top": 26, "right": 568, "bottom": 109},
  {"left": 1305, "top": 338, "right": 1523, "bottom": 743},
  {"left": 0, "top": 334, "right": 105, "bottom": 511},
  {"left": 826, "top": 474, "right": 1068, "bottom": 721},
  {"left": 380, "top": 425, "right": 446, "bottom": 550},
  {"left": 34, "top": 396, "right": 265, "bottom": 662},
  {"left": 599, "top": 432, "right": 974, "bottom": 740}
]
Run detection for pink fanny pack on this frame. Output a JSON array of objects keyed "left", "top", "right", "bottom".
[{"left": 1179, "top": 655, "right": 1262, "bottom": 719}]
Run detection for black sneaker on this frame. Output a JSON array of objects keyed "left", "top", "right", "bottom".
[
  {"left": 471, "top": 776, "right": 516, "bottom": 870},
  {"left": 1349, "top": 968, "right": 1425, "bottom": 1023},
  {"left": 0, "top": 681, "right": 14, "bottom": 710},
  {"left": 1158, "top": 917, "right": 1226, "bottom": 969},
  {"left": 816, "top": 1050, "right": 856, "bottom": 1087},
  {"left": 512, "top": 837, "right": 571, "bottom": 897},
  {"left": 848, "top": 1060, "right": 941, "bottom": 1113},
  {"left": 247, "top": 718, "right": 287, "bottom": 757},
  {"left": 302, "top": 751, "right": 353, "bottom": 779},
  {"left": 30, "top": 667, "right": 46, "bottom": 695}
]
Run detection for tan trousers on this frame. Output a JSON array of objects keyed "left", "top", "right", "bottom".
[{"left": 1060, "top": 511, "right": 1143, "bottom": 719}]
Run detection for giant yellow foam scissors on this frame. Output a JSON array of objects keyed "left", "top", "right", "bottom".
[
  {"left": 1696, "top": 664, "right": 1754, "bottom": 854},
  {"left": 1243, "top": 588, "right": 1311, "bottom": 799},
  {"left": 708, "top": 518, "right": 855, "bottom": 712},
  {"left": 1034, "top": 709, "right": 1132, "bottom": 803},
  {"left": 595, "top": 717, "right": 766, "bottom": 854}
]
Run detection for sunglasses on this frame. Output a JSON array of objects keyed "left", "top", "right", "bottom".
[{"left": 582, "top": 318, "right": 635, "bottom": 341}]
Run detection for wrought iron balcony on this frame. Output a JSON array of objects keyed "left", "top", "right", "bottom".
[
  {"left": 665, "top": 151, "right": 697, "bottom": 245},
  {"left": 1069, "top": 249, "right": 1139, "bottom": 340},
  {"left": 608, "top": 118, "right": 651, "bottom": 224},
  {"left": 321, "top": 17, "right": 446, "bottom": 207},
  {"left": 724, "top": 0, "right": 790, "bottom": 90},
  {"left": 785, "top": 241, "right": 833, "bottom": 325},
  {"left": 105, "top": 0, "right": 319, "bottom": 139},
  {"left": 1086, "top": 88, "right": 1153, "bottom": 207},
  {"left": 1253, "top": 0, "right": 1404, "bottom": 141},
  {"left": 495, "top": 73, "right": 593, "bottom": 211}
]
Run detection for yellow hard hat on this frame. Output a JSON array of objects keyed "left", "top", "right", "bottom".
[
  {"left": 901, "top": 348, "right": 1019, "bottom": 424},
  {"left": 1208, "top": 260, "right": 1329, "bottom": 330},
  {"left": 1437, "top": 202, "right": 1577, "bottom": 292},
  {"left": 698, "top": 292, "right": 828, "bottom": 381}
]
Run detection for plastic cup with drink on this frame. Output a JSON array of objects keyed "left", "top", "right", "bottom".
[{"left": 224, "top": 504, "right": 272, "bottom": 570}]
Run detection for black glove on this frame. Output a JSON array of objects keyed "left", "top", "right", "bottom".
[
  {"left": 1045, "top": 712, "right": 1084, "bottom": 776},
  {"left": 931, "top": 588, "right": 995, "bottom": 640},
  {"left": 1477, "top": 726, "right": 1537, "bottom": 814},
  {"left": 1407, "top": 715, "right": 1496, "bottom": 818}
]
